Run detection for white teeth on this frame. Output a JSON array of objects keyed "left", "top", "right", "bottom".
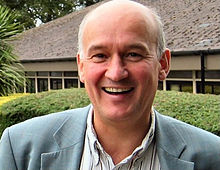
[{"left": 105, "top": 87, "right": 131, "bottom": 93}]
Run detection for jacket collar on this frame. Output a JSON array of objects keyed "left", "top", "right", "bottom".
[
  {"left": 40, "top": 105, "right": 91, "bottom": 170},
  {"left": 155, "top": 110, "right": 194, "bottom": 170},
  {"left": 53, "top": 106, "right": 90, "bottom": 149}
]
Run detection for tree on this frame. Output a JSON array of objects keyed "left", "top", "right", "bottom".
[
  {"left": 77, "top": 0, "right": 102, "bottom": 7},
  {"left": 0, "top": 0, "right": 103, "bottom": 29},
  {"left": 0, "top": 5, "right": 25, "bottom": 96}
]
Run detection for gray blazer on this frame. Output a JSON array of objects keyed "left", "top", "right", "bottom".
[{"left": 0, "top": 105, "right": 220, "bottom": 170}]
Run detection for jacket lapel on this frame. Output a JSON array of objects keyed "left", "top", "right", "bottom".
[
  {"left": 40, "top": 105, "right": 91, "bottom": 170},
  {"left": 155, "top": 111, "right": 194, "bottom": 170}
]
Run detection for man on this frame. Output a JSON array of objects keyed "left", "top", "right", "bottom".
[{"left": 0, "top": 0, "right": 219, "bottom": 169}]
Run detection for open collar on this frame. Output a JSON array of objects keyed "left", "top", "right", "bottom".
[{"left": 40, "top": 106, "right": 194, "bottom": 170}]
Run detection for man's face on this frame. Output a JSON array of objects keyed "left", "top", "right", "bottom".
[{"left": 78, "top": 7, "right": 169, "bottom": 124}]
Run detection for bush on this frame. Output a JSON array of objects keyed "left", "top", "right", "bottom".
[
  {"left": 0, "top": 93, "right": 29, "bottom": 107},
  {"left": 0, "top": 89, "right": 90, "bottom": 136},
  {"left": 0, "top": 88, "right": 219, "bottom": 137},
  {"left": 154, "top": 91, "right": 220, "bottom": 136}
]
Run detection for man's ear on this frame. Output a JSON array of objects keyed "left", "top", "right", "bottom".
[
  {"left": 158, "top": 49, "right": 171, "bottom": 81},
  {"left": 77, "top": 54, "right": 85, "bottom": 83}
]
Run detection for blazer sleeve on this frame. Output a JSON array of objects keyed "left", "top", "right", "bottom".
[{"left": 0, "top": 128, "right": 17, "bottom": 170}]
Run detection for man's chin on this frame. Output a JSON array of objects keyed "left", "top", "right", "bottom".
[{"left": 96, "top": 107, "right": 134, "bottom": 121}]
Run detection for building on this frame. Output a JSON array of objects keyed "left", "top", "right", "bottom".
[{"left": 12, "top": 0, "right": 220, "bottom": 94}]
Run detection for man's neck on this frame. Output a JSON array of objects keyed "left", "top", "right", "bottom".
[{"left": 93, "top": 112, "right": 151, "bottom": 164}]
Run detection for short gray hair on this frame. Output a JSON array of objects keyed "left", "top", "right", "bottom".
[
  {"left": 77, "top": 11, "right": 92, "bottom": 59},
  {"left": 77, "top": 1, "right": 166, "bottom": 59},
  {"left": 151, "top": 8, "right": 166, "bottom": 59}
]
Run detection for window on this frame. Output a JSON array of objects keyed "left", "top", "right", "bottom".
[
  {"left": 38, "top": 78, "right": 48, "bottom": 92},
  {"left": 157, "top": 81, "right": 163, "bottom": 90},
  {"left": 170, "top": 84, "right": 180, "bottom": 91},
  {"left": 197, "top": 82, "right": 220, "bottom": 94},
  {"left": 167, "top": 71, "right": 192, "bottom": 79},
  {"left": 50, "top": 72, "right": 62, "bottom": 77},
  {"left": 65, "top": 79, "right": 78, "bottom": 88},
  {"left": 167, "top": 81, "right": 193, "bottom": 93},
  {"left": 64, "top": 71, "right": 78, "bottom": 77},
  {"left": 181, "top": 84, "right": 193, "bottom": 93},
  {"left": 26, "top": 72, "right": 35, "bottom": 76},
  {"left": 196, "top": 70, "right": 220, "bottom": 79},
  {"left": 26, "top": 78, "right": 35, "bottom": 93},
  {"left": 50, "top": 79, "right": 62, "bottom": 90},
  {"left": 37, "top": 72, "right": 48, "bottom": 77}
]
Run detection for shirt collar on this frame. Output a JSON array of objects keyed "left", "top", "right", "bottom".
[
  {"left": 86, "top": 105, "right": 100, "bottom": 165},
  {"left": 86, "top": 105, "right": 156, "bottom": 166}
]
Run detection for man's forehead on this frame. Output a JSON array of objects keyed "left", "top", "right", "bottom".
[
  {"left": 80, "top": 0, "right": 159, "bottom": 55},
  {"left": 85, "top": 0, "right": 155, "bottom": 27},
  {"left": 82, "top": 1, "right": 158, "bottom": 40}
]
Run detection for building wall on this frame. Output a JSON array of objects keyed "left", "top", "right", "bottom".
[
  {"left": 171, "top": 54, "right": 220, "bottom": 70},
  {"left": 22, "top": 61, "right": 78, "bottom": 71},
  {"left": 206, "top": 55, "right": 220, "bottom": 70},
  {"left": 161, "top": 53, "right": 220, "bottom": 94}
]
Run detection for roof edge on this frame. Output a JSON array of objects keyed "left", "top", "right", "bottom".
[
  {"left": 20, "top": 57, "right": 76, "bottom": 63},
  {"left": 172, "top": 48, "right": 220, "bottom": 56}
]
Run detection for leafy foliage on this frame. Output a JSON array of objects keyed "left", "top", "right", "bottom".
[
  {"left": 0, "top": 93, "right": 28, "bottom": 106},
  {"left": 154, "top": 91, "right": 220, "bottom": 136},
  {"left": 0, "top": 5, "right": 25, "bottom": 96},
  {"left": 0, "top": 89, "right": 219, "bottom": 137},
  {"left": 0, "top": 0, "right": 103, "bottom": 29},
  {"left": 77, "top": 0, "right": 102, "bottom": 7},
  {"left": 0, "top": 88, "right": 89, "bottom": 119}
]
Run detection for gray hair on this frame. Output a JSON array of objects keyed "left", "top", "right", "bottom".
[
  {"left": 151, "top": 8, "right": 166, "bottom": 59},
  {"left": 77, "top": 0, "right": 166, "bottom": 59},
  {"left": 77, "top": 11, "right": 92, "bottom": 59}
]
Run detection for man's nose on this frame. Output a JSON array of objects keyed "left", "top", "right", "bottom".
[{"left": 105, "top": 55, "right": 128, "bottom": 81}]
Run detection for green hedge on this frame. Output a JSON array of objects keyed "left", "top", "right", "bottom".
[
  {"left": 0, "top": 88, "right": 219, "bottom": 137},
  {"left": 154, "top": 90, "right": 220, "bottom": 136}
]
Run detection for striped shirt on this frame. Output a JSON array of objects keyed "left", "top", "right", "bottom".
[{"left": 80, "top": 106, "right": 160, "bottom": 170}]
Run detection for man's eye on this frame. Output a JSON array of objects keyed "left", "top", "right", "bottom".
[
  {"left": 90, "top": 54, "right": 107, "bottom": 63},
  {"left": 126, "top": 52, "right": 143, "bottom": 62}
]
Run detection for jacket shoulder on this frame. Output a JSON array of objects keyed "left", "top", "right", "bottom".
[
  {"left": 155, "top": 111, "right": 220, "bottom": 169},
  {"left": 9, "top": 106, "right": 88, "bottom": 134},
  {"left": 156, "top": 111, "right": 220, "bottom": 144},
  {"left": 0, "top": 105, "right": 90, "bottom": 170}
]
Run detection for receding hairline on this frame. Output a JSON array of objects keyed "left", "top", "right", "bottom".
[
  {"left": 84, "top": 0, "right": 157, "bottom": 28},
  {"left": 78, "top": 0, "right": 166, "bottom": 59}
]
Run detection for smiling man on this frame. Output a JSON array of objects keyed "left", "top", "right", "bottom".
[
  {"left": 77, "top": 0, "right": 170, "bottom": 168},
  {"left": 0, "top": 0, "right": 220, "bottom": 170}
]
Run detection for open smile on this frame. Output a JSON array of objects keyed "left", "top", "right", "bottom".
[{"left": 102, "top": 87, "right": 134, "bottom": 95}]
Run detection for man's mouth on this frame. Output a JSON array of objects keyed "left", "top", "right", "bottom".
[{"left": 102, "top": 87, "right": 134, "bottom": 94}]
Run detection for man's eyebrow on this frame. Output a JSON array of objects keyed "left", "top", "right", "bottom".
[
  {"left": 87, "top": 45, "right": 107, "bottom": 53},
  {"left": 125, "top": 43, "right": 149, "bottom": 52},
  {"left": 87, "top": 43, "right": 150, "bottom": 53}
]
